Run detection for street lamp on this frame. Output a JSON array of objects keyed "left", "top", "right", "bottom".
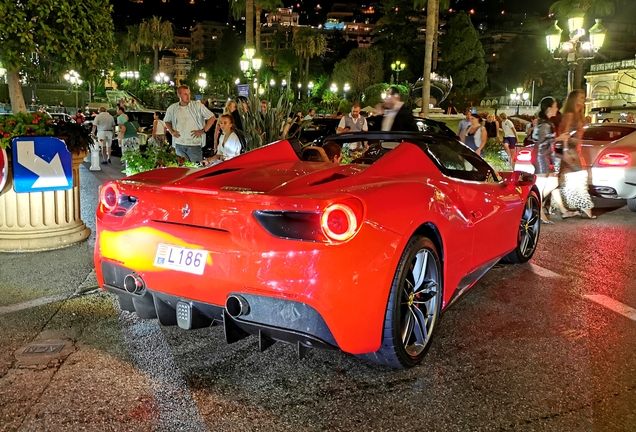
[
  {"left": 155, "top": 72, "right": 170, "bottom": 84},
  {"left": 63, "top": 70, "right": 82, "bottom": 112},
  {"left": 510, "top": 87, "right": 530, "bottom": 115},
  {"left": 196, "top": 72, "right": 207, "bottom": 94},
  {"left": 545, "top": 9, "right": 606, "bottom": 94},
  {"left": 297, "top": 82, "right": 302, "bottom": 100},
  {"left": 391, "top": 60, "right": 405, "bottom": 83},
  {"left": 281, "top": 79, "right": 287, "bottom": 89},
  {"left": 330, "top": 83, "right": 338, "bottom": 94},
  {"left": 239, "top": 46, "right": 262, "bottom": 85},
  {"left": 343, "top": 83, "right": 350, "bottom": 99},
  {"left": 307, "top": 81, "right": 314, "bottom": 97},
  {"left": 119, "top": 70, "right": 139, "bottom": 80}
]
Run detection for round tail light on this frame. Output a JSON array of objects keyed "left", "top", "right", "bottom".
[
  {"left": 100, "top": 183, "right": 119, "bottom": 212},
  {"left": 321, "top": 203, "right": 358, "bottom": 242}
]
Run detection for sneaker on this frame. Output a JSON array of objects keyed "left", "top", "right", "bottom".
[
  {"left": 101, "top": 161, "right": 108, "bottom": 165},
  {"left": 108, "top": 159, "right": 112, "bottom": 164}
]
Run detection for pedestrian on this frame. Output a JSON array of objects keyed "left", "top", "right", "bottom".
[
  {"left": 457, "top": 108, "right": 473, "bottom": 136},
  {"left": 200, "top": 114, "right": 242, "bottom": 166},
  {"left": 74, "top": 109, "right": 86, "bottom": 124},
  {"left": 59, "top": 101, "right": 65, "bottom": 113},
  {"left": 524, "top": 116, "right": 538, "bottom": 146},
  {"left": 92, "top": 106, "right": 116, "bottom": 164},
  {"left": 499, "top": 113, "right": 519, "bottom": 164},
  {"left": 484, "top": 113, "right": 500, "bottom": 141},
  {"left": 626, "top": 112, "right": 635, "bottom": 123},
  {"left": 460, "top": 114, "right": 487, "bottom": 155},
  {"left": 164, "top": 85, "right": 216, "bottom": 163},
  {"left": 531, "top": 96, "right": 575, "bottom": 223},
  {"left": 118, "top": 113, "right": 141, "bottom": 164},
  {"left": 152, "top": 111, "right": 167, "bottom": 147},
  {"left": 116, "top": 106, "right": 127, "bottom": 126},
  {"left": 555, "top": 89, "right": 596, "bottom": 219},
  {"left": 304, "top": 109, "right": 315, "bottom": 121},
  {"left": 215, "top": 100, "right": 241, "bottom": 151},
  {"left": 374, "top": 86, "right": 417, "bottom": 131}
]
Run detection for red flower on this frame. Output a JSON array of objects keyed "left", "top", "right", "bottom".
[
  {"left": 8, "top": 121, "right": 15, "bottom": 125},
  {"left": 32, "top": 120, "right": 38, "bottom": 124},
  {"left": 3, "top": 133, "right": 10, "bottom": 138}
]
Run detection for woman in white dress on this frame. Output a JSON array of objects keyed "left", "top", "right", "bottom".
[{"left": 201, "top": 114, "right": 242, "bottom": 166}]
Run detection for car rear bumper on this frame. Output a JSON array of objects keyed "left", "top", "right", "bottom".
[
  {"left": 591, "top": 166, "right": 636, "bottom": 199},
  {"left": 101, "top": 261, "right": 339, "bottom": 354}
]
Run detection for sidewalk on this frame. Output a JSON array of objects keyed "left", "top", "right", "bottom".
[{"left": 0, "top": 159, "right": 164, "bottom": 431}]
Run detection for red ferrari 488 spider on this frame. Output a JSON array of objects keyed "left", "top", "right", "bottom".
[{"left": 95, "top": 131, "right": 540, "bottom": 369}]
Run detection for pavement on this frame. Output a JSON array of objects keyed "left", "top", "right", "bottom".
[{"left": 0, "top": 157, "right": 170, "bottom": 431}]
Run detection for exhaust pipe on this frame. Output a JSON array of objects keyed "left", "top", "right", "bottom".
[
  {"left": 123, "top": 273, "right": 145, "bottom": 294},
  {"left": 226, "top": 295, "right": 250, "bottom": 318}
]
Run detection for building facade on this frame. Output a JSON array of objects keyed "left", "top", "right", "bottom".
[{"left": 585, "top": 58, "right": 636, "bottom": 122}]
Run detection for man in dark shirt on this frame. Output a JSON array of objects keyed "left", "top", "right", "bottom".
[{"left": 375, "top": 86, "right": 417, "bottom": 131}]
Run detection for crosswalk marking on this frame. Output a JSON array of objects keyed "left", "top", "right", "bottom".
[
  {"left": 584, "top": 295, "right": 636, "bottom": 322},
  {"left": 529, "top": 263, "right": 563, "bottom": 278}
]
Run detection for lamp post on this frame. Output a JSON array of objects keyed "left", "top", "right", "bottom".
[
  {"left": 239, "top": 46, "right": 262, "bottom": 91},
  {"left": 343, "top": 83, "right": 350, "bottom": 99},
  {"left": 63, "top": 70, "right": 83, "bottom": 113},
  {"left": 307, "top": 81, "right": 314, "bottom": 98},
  {"left": 545, "top": 9, "right": 606, "bottom": 94},
  {"left": 155, "top": 72, "right": 170, "bottom": 84},
  {"left": 330, "top": 83, "right": 338, "bottom": 94},
  {"left": 119, "top": 70, "right": 140, "bottom": 80},
  {"left": 196, "top": 72, "right": 208, "bottom": 95},
  {"left": 297, "top": 82, "right": 302, "bottom": 100},
  {"left": 391, "top": 60, "right": 405, "bottom": 83},
  {"left": 510, "top": 87, "right": 530, "bottom": 115},
  {"left": 269, "top": 79, "right": 276, "bottom": 100}
]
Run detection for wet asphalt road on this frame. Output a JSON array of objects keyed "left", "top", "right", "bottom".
[{"left": 0, "top": 162, "right": 635, "bottom": 431}]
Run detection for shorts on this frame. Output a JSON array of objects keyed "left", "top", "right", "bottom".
[
  {"left": 503, "top": 136, "right": 518, "bottom": 149},
  {"left": 97, "top": 130, "right": 113, "bottom": 148},
  {"left": 175, "top": 144, "right": 203, "bottom": 163}
]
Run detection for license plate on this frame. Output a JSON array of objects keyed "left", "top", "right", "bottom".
[{"left": 154, "top": 244, "right": 208, "bottom": 275}]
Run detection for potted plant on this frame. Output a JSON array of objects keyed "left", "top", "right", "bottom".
[{"left": 0, "top": 112, "right": 55, "bottom": 150}]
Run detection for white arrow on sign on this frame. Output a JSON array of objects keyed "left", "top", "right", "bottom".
[{"left": 17, "top": 140, "right": 69, "bottom": 188}]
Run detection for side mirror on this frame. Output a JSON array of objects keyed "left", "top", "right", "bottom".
[{"left": 505, "top": 171, "right": 536, "bottom": 186}]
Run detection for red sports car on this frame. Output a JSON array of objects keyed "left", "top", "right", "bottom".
[{"left": 95, "top": 131, "right": 540, "bottom": 369}]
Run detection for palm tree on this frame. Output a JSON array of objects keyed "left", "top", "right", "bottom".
[
  {"left": 255, "top": 0, "right": 283, "bottom": 54},
  {"left": 293, "top": 28, "right": 326, "bottom": 99},
  {"left": 127, "top": 25, "right": 141, "bottom": 70},
  {"left": 416, "top": 0, "right": 450, "bottom": 116},
  {"left": 231, "top": 0, "right": 255, "bottom": 48},
  {"left": 139, "top": 16, "right": 174, "bottom": 76}
]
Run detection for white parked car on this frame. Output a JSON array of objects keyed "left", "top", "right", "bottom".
[{"left": 514, "top": 123, "right": 636, "bottom": 211}]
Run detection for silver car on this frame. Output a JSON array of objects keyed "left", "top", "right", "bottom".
[{"left": 514, "top": 123, "right": 636, "bottom": 211}]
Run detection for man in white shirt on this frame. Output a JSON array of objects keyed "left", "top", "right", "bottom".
[
  {"left": 457, "top": 108, "right": 472, "bottom": 136},
  {"left": 337, "top": 103, "right": 368, "bottom": 151},
  {"left": 92, "top": 107, "right": 116, "bottom": 164},
  {"left": 499, "top": 112, "right": 519, "bottom": 164},
  {"left": 304, "top": 109, "right": 315, "bottom": 121},
  {"left": 164, "top": 85, "right": 216, "bottom": 163}
]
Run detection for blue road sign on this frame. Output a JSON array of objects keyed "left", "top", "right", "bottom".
[
  {"left": 11, "top": 137, "right": 72, "bottom": 193},
  {"left": 237, "top": 84, "right": 250, "bottom": 98}
]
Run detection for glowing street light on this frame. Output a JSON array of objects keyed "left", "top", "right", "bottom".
[
  {"left": 343, "top": 83, "right": 350, "bottom": 99},
  {"left": 63, "top": 70, "right": 83, "bottom": 112},
  {"left": 307, "top": 81, "right": 314, "bottom": 97},
  {"left": 155, "top": 72, "right": 170, "bottom": 84},
  {"left": 330, "top": 83, "right": 338, "bottom": 94},
  {"left": 391, "top": 60, "right": 405, "bottom": 83}
]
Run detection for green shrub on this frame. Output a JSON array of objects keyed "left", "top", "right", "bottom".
[{"left": 122, "top": 145, "right": 197, "bottom": 176}]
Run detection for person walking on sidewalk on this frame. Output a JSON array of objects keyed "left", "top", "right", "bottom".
[
  {"left": 164, "top": 86, "right": 216, "bottom": 163},
  {"left": 92, "top": 106, "right": 116, "bottom": 164},
  {"left": 499, "top": 113, "right": 519, "bottom": 164}
]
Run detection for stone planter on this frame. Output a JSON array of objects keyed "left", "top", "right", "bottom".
[{"left": 0, "top": 148, "right": 91, "bottom": 252}]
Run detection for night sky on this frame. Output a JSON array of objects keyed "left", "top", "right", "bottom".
[{"left": 111, "top": 0, "right": 558, "bottom": 34}]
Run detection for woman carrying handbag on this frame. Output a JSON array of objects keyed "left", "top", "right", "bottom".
[{"left": 555, "top": 90, "right": 596, "bottom": 219}]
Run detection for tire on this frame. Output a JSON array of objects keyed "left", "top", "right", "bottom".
[
  {"left": 503, "top": 191, "right": 541, "bottom": 264},
  {"left": 627, "top": 198, "right": 636, "bottom": 212},
  {"left": 366, "top": 236, "right": 443, "bottom": 369}
]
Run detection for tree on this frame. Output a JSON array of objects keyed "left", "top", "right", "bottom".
[
  {"left": 293, "top": 28, "right": 326, "bottom": 99},
  {"left": 438, "top": 11, "right": 488, "bottom": 102},
  {"left": 332, "top": 49, "right": 384, "bottom": 100},
  {"left": 139, "top": 16, "right": 173, "bottom": 77},
  {"left": 255, "top": 0, "right": 283, "bottom": 54},
  {"left": 231, "top": 0, "right": 255, "bottom": 48},
  {"left": 0, "top": 0, "right": 115, "bottom": 113},
  {"left": 414, "top": 0, "right": 450, "bottom": 115},
  {"left": 127, "top": 25, "right": 142, "bottom": 71}
]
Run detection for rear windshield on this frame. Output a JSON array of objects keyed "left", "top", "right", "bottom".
[{"left": 582, "top": 126, "right": 635, "bottom": 141}]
